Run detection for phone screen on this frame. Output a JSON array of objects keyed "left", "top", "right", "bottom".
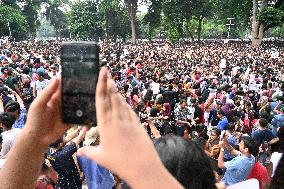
[{"left": 61, "top": 42, "right": 99, "bottom": 126}]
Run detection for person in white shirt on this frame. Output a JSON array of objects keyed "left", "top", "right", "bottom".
[
  {"left": 33, "top": 68, "right": 50, "bottom": 97},
  {"left": 0, "top": 112, "right": 22, "bottom": 158}
]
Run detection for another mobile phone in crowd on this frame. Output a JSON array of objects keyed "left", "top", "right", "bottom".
[{"left": 61, "top": 42, "right": 100, "bottom": 126}]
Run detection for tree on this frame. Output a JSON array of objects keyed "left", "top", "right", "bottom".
[
  {"left": 190, "top": 0, "right": 214, "bottom": 41},
  {"left": 22, "top": 0, "right": 46, "bottom": 37},
  {"left": 98, "top": 0, "right": 129, "bottom": 41},
  {"left": 1, "top": 0, "right": 20, "bottom": 9},
  {"left": 252, "top": 0, "right": 284, "bottom": 46},
  {"left": 211, "top": 0, "right": 252, "bottom": 39},
  {"left": 162, "top": 0, "right": 191, "bottom": 42},
  {"left": 68, "top": 0, "right": 104, "bottom": 40},
  {"left": 0, "top": 4, "right": 27, "bottom": 40},
  {"left": 123, "top": 0, "right": 139, "bottom": 43},
  {"left": 45, "top": 0, "right": 69, "bottom": 39},
  {"left": 143, "top": 0, "right": 162, "bottom": 40}
]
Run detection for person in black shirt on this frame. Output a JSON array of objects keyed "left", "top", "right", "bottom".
[{"left": 48, "top": 128, "right": 86, "bottom": 189}]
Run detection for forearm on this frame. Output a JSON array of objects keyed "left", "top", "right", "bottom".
[
  {"left": 176, "top": 120, "right": 188, "bottom": 124},
  {"left": 64, "top": 127, "right": 79, "bottom": 143},
  {"left": 0, "top": 130, "right": 47, "bottom": 188},
  {"left": 0, "top": 99, "right": 4, "bottom": 112},
  {"left": 218, "top": 151, "right": 225, "bottom": 168},
  {"left": 268, "top": 137, "right": 279, "bottom": 145},
  {"left": 15, "top": 93, "right": 24, "bottom": 107},
  {"left": 224, "top": 142, "right": 238, "bottom": 156}
]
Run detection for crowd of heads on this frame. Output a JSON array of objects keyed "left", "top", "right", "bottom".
[{"left": 0, "top": 38, "right": 283, "bottom": 188}]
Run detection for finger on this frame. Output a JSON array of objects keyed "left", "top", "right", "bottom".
[
  {"left": 47, "top": 83, "right": 61, "bottom": 114},
  {"left": 108, "top": 79, "right": 125, "bottom": 119},
  {"left": 77, "top": 146, "right": 104, "bottom": 165},
  {"left": 96, "top": 67, "right": 111, "bottom": 122},
  {"left": 33, "top": 77, "right": 59, "bottom": 107}
]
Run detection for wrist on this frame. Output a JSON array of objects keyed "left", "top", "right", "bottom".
[{"left": 21, "top": 128, "right": 49, "bottom": 149}]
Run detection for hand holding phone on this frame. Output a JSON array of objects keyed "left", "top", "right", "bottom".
[{"left": 61, "top": 42, "right": 100, "bottom": 126}]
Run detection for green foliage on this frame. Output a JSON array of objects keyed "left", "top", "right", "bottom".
[
  {"left": 258, "top": 7, "right": 284, "bottom": 27},
  {"left": 143, "top": 0, "right": 162, "bottom": 39},
  {"left": 201, "top": 20, "right": 225, "bottom": 39},
  {"left": 0, "top": 4, "right": 27, "bottom": 40},
  {"left": 1, "top": 0, "right": 20, "bottom": 9},
  {"left": 161, "top": 0, "right": 188, "bottom": 41},
  {"left": 68, "top": 0, "right": 104, "bottom": 40},
  {"left": 22, "top": 0, "right": 46, "bottom": 36},
  {"left": 45, "top": 0, "right": 69, "bottom": 38},
  {"left": 211, "top": 0, "right": 252, "bottom": 37},
  {"left": 98, "top": 0, "right": 130, "bottom": 41},
  {"left": 271, "top": 24, "right": 284, "bottom": 38}
]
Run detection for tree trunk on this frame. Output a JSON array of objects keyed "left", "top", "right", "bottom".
[
  {"left": 106, "top": 12, "right": 109, "bottom": 40},
  {"left": 197, "top": 17, "right": 203, "bottom": 42},
  {"left": 252, "top": 0, "right": 268, "bottom": 46},
  {"left": 188, "top": 32, "right": 194, "bottom": 42},
  {"left": 125, "top": 0, "right": 138, "bottom": 44},
  {"left": 130, "top": 11, "right": 136, "bottom": 43}
]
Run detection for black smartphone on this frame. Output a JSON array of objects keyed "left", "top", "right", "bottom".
[{"left": 61, "top": 42, "right": 99, "bottom": 126}]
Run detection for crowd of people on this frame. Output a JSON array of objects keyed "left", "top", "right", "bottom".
[{"left": 0, "top": 38, "right": 283, "bottom": 189}]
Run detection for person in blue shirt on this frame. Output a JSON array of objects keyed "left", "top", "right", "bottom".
[
  {"left": 218, "top": 135, "right": 256, "bottom": 186},
  {"left": 216, "top": 110, "right": 229, "bottom": 132},
  {"left": 271, "top": 105, "right": 284, "bottom": 136},
  {"left": 77, "top": 127, "right": 115, "bottom": 189}
]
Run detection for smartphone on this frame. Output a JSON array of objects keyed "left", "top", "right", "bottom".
[{"left": 61, "top": 42, "right": 100, "bottom": 126}]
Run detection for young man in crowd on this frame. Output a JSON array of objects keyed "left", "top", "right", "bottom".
[
  {"left": 218, "top": 135, "right": 256, "bottom": 186},
  {"left": 47, "top": 127, "right": 87, "bottom": 189},
  {"left": 0, "top": 112, "right": 21, "bottom": 158}
]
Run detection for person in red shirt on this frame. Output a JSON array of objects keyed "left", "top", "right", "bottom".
[{"left": 247, "top": 149, "right": 270, "bottom": 189}]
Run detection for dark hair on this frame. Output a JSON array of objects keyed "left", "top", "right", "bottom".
[
  {"left": 241, "top": 136, "right": 256, "bottom": 155},
  {"left": 217, "top": 110, "right": 224, "bottom": 116},
  {"left": 194, "top": 137, "right": 207, "bottom": 150},
  {"left": 227, "top": 122, "right": 235, "bottom": 132},
  {"left": 211, "top": 129, "right": 220, "bottom": 137},
  {"left": 259, "top": 118, "right": 268, "bottom": 128},
  {"left": 0, "top": 134, "right": 2, "bottom": 144},
  {"left": 4, "top": 101, "right": 20, "bottom": 113},
  {"left": 0, "top": 112, "right": 17, "bottom": 129},
  {"left": 154, "top": 136, "right": 216, "bottom": 189},
  {"left": 23, "top": 66, "right": 30, "bottom": 75}
]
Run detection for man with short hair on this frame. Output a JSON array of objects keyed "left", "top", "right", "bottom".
[
  {"left": 0, "top": 112, "right": 21, "bottom": 158},
  {"left": 271, "top": 105, "right": 284, "bottom": 136},
  {"left": 252, "top": 118, "right": 279, "bottom": 146},
  {"left": 174, "top": 99, "right": 191, "bottom": 136},
  {"left": 218, "top": 136, "right": 256, "bottom": 186},
  {"left": 4, "top": 97, "right": 26, "bottom": 129}
]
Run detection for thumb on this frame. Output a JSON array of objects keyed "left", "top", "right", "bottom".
[{"left": 77, "top": 146, "right": 103, "bottom": 164}]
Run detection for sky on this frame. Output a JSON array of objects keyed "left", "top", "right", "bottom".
[{"left": 138, "top": 4, "right": 148, "bottom": 14}]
